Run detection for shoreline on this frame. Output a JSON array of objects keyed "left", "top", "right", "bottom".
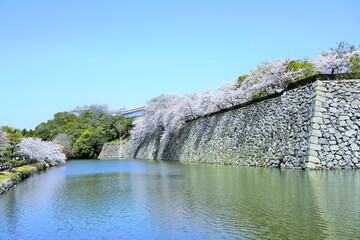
[{"left": 0, "top": 162, "right": 50, "bottom": 195}]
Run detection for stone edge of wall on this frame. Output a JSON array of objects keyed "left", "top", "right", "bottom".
[
  {"left": 187, "top": 73, "right": 360, "bottom": 123},
  {"left": 100, "top": 75, "right": 360, "bottom": 170},
  {"left": 98, "top": 142, "right": 132, "bottom": 159},
  {"left": 0, "top": 162, "right": 50, "bottom": 195}
]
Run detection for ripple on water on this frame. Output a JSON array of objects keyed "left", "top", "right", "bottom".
[{"left": 0, "top": 160, "right": 360, "bottom": 239}]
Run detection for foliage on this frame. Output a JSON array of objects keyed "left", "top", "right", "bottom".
[
  {"left": 131, "top": 42, "right": 359, "bottom": 149},
  {"left": 1, "top": 126, "right": 22, "bottom": 160},
  {"left": 0, "top": 127, "right": 7, "bottom": 149},
  {"left": 31, "top": 110, "right": 133, "bottom": 159},
  {"left": 19, "top": 138, "right": 66, "bottom": 165},
  {"left": 236, "top": 74, "right": 249, "bottom": 85},
  {"left": 310, "top": 42, "right": 360, "bottom": 74},
  {"left": 286, "top": 59, "right": 316, "bottom": 79}
]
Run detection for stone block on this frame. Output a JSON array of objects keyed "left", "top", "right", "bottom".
[
  {"left": 326, "top": 162, "right": 334, "bottom": 168},
  {"left": 345, "top": 130, "right": 356, "bottom": 137},
  {"left": 305, "top": 162, "right": 317, "bottom": 169},
  {"left": 309, "top": 155, "right": 320, "bottom": 163},
  {"left": 309, "top": 136, "right": 318, "bottom": 144},
  {"left": 312, "top": 130, "right": 322, "bottom": 137},
  {"left": 317, "top": 93, "right": 326, "bottom": 101},
  {"left": 312, "top": 117, "right": 323, "bottom": 124},
  {"left": 317, "top": 86, "right": 327, "bottom": 92},
  {"left": 330, "top": 145, "right": 339, "bottom": 151},
  {"left": 351, "top": 143, "right": 359, "bottom": 151},
  {"left": 309, "top": 144, "right": 321, "bottom": 151}
]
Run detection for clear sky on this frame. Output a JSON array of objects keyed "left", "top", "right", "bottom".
[{"left": 1, "top": 0, "right": 359, "bottom": 130}]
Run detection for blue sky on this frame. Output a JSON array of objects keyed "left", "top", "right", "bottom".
[{"left": 1, "top": 0, "right": 360, "bottom": 130}]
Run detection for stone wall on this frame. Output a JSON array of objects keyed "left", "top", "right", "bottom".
[
  {"left": 306, "top": 80, "right": 360, "bottom": 169},
  {"left": 159, "top": 83, "right": 315, "bottom": 168},
  {"left": 98, "top": 142, "right": 132, "bottom": 159},
  {"left": 130, "top": 78, "right": 359, "bottom": 169},
  {"left": 0, "top": 162, "right": 49, "bottom": 195}
]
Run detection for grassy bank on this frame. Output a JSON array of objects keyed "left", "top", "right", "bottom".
[{"left": 0, "top": 162, "right": 49, "bottom": 195}]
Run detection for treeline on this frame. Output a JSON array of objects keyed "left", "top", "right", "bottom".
[
  {"left": 28, "top": 110, "right": 133, "bottom": 159},
  {"left": 0, "top": 126, "right": 66, "bottom": 168}
]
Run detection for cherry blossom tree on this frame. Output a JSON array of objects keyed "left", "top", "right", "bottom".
[
  {"left": 310, "top": 42, "right": 360, "bottom": 74},
  {"left": 196, "top": 90, "right": 217, "bottom": 115},
  {"left": 131, "top": 60, "right": 303, "bottom": 149},
  {"left": 239, "top": 59, "right": 302, "bottom": 98},
  {"left": 131, "top": 93, "right": 208, "bottom": 148},
  {"left": 19, "top": 138, "right": 66, "bottom": 165},
  {"left": 53, "top": 133, "right": 72, "bottom": 158},
  {"left": 130, "top": 43, "right": 358, "bottom": 151},
  {"left": 213, "top": 81, "right": 239, "bottom": 109},
  {"left": 311, "top": 52, "right": 353, "bottom": 74},
  {"left": 131, "top": 95, "right": 181, "bottom": 148}
]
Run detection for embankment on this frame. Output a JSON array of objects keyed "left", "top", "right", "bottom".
[
  {"left": 100, "top": 76, "right": 360, "bottom": 169},
  {"left": 98, "top": 142, "right": 132, "bottom": 159},
  {"left": 0, "top": 162, "right": 50, "bottom": 195}
]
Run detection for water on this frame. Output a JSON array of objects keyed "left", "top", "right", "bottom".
[{"left": 1, "top": 159, "right": 360, "bottom": 239}]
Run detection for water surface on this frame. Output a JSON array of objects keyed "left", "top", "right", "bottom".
[{"left": 1, "top": 159, "right": 359, "bottom": 239}]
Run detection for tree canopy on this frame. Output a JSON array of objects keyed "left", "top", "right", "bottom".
[{"left": 31, "top": 110, "right": 133, "bottom": 159}]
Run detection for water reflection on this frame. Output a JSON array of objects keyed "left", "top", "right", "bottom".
[{"left": 0, "top": 160, "right": 359, "bottom": 239}]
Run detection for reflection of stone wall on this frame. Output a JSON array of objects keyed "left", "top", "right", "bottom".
[
  {"left": 306, "top": 80, "right": 360, "bottom": 169},
  {"left": 107, "top": 78, "right": 359, "bottom": 169}
]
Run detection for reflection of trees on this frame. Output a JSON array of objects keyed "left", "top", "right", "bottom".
[
  {"left": 177, "top": 166, "right": 327, "bottom": 239},
  {"left": 307, "top": 171, "right": 360, "bottom": 239},
  {"left": 130, "top": 162, "right": 328, "bottom": 239},
  {"left": 0, "top": 166, "right": 66, "bottom": 238},
  {"left": 2, "top": 160, "right": 360, "bottom": 239}
]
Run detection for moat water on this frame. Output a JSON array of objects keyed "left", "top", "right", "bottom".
[{"left": 1, "top": 159, "right": 360, "bottom": 239}]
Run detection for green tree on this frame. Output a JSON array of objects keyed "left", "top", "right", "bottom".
[
  {"left": 72, "top": 129, "right": 97, "bottom": 159},
  {"left": 32, "top": 109, "right": 134, "bottom": 159},
  {"left": 236, "top": 74, "right": 249, "bottom": 87},
  {"left": 330, "top": 42, "right": 360, "bottom": 73},
  {"left": 286, "top": 59, "right": 316, "bottom": 79},
  {"left": 2, "top": 126, "right": 22, "bottom": 159}
]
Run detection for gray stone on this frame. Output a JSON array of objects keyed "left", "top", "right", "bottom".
[
  {"left": 351, "top": 143, "right": 359, "bottom": 151},
  {"left": 309, "top": 156, "right": 320, "bottom": 163},
  {"left": 339, "top": 116, "right": 350, "bottom": 121},
  {"left": 309, "top": 136, "right": 318, "bottom": 144},
  {"left": 312, "top": 130, "right": 322, "bottom": 137},
  {"left": 329, "top": 107, "right": 338, "bottom": 113},
  {"left": 343, "top": 155, "right": 352, "bottom": 163},
  {"left": 309, "top": 144, "right": 321, "bottom": 151},
  {"left": 306, "top": 162, "right": 317, "bottom": 169},
  {"left": 328, "top": 128, "right": 336, "bottom": 134},
  {"left": 335, "top": 132, "right": 342, "bottom": 139},
  {"left": 338, "top": 160, "right": 346, "bottom": 166},
  {"left": 326, "top": 162, "right": 334, "bottom": 168},
  {"left": 339, "top": 121, "right": 347, "bottom": 127},
  {"left": 330, "top": 145, "right": 339, "bottom": 151},
  {"left": 345, "top": 130, "right": 356, "bottom": 137}
]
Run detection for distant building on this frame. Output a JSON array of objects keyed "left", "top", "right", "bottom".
[
  {"left": 70, "top": 105, "right": 91, "bottom": 116},
  {"left": 69, "top": 105, "right": 146, "bottom": 118},
  {"left": 109, "top": 108, "right": 126, "bottom": 117},
  {"left": 122, "top": 106, "right": 146, "bottom": 118}
]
